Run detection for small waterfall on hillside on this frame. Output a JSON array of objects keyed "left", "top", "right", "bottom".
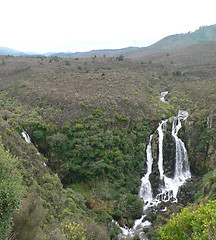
[
  {"left": 119, "top": 110, "right": 191, "bottom": 239},
  {"left": 207, "top": 116, "right": 212, "bottom": 128},
  {"left": 21, "top": 130, "right": 47, "bottom": 166},
  {"left": 160, "top": 91, "right": 168, "bottom": 103},
  {"left": 21, "top": 130, "right": 31, "bottom": 143}
]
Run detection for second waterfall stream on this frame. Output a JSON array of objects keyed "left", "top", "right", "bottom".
[{"left": 119, "top": 110, "right": 191, "bottom": 239}]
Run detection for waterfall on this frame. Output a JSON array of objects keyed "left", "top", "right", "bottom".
[
  {"left": 172, "top": 111, "right": 191, "bottom": 183},
  {"left": 21, "top": 130, "right": 31, "bottom": 143},
  {"left": 154, "top": 110, "right": 191, "bottom": 204},
  {"left": 207, "top": 116, "right": 212, "bottom": 128},
  {"left": 21, "top": 131, "right": 48, "bottom": 167},
  {"left": 160, "top": 91, "right": 168, "bottom": 103},
  {"left": 119, "top": 110, "right": 191, "bottom": 239},
  {"left": 157, "top": 120, "right": 167, "bottom": 180},
  {"left": 139, "top": 135, "right": 153, "bottom": 203}
]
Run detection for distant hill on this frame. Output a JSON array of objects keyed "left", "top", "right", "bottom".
[
  {"left": 0, "top": 47, "right": 24, "bottom": 56},
  {"left": 128, "top": 24, "right": 216, "bottom": 59},
  {"left": 52, "top": 25, "right": 216, "bottom": 58},
  {"left": 48, "top": 47, "right": 139, "bottom": 58},
  {"left": 142, "top": 41, "right": 216, "bottom": 67},
  {"left": 148, "top": 24, "right": 216, "bottom": 51},
  {"left": 1, "top": 24, "right": 216, "bottom": 58},
  {"left": 0, "top": 47, "right": 43, "bottom": 57},
  {"left": 0, "top": 46, "right": 139, "bottom": 58}
]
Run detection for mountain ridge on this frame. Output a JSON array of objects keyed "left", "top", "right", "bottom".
[
  {"left": 1, "top": 24, "right": 216, "bottom": 58},
  {"left": 147, "top": 24, "right": 216, "bottom": 51}
]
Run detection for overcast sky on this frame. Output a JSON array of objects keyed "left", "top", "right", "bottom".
[{"left": 1, "top": 0, "right": 216, "bottom": 53}]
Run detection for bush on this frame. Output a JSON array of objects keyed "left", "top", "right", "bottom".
[
  {"left": 61, "top": 220, "right": 86, "bottom": 240},
  {"left": 113, "top": 209, "right": 123, "bottom": 220},
  {"left": 33, "top": 130, "right": 44, "bottom": 140},
  {"left": 158, "top": 200, "right": 216, "bottom": 239},
  {"left": 117, "top": 54, "right": 124, "bottom": 61},
  {"left": 0, "top": 143, "right": 23, "bottom": 240},
  {"left": 173, "top": 70, "right": 182, "bottom": 76},
  {"left": 65, "top": 60, "right": 70, "bottom": 66},
  {"left": 11, "top": 196, "right": 47, "bottom": 240}
]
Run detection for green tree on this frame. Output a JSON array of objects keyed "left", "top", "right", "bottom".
[
  {"left": 11, "top": 196, "right": 46, "bottom": 240},
  {"left": 0, "top": 142, "right": 23, "bottom": 240},
  {"left": 117, "top": 54, "right": 124, "bottom": 61}
]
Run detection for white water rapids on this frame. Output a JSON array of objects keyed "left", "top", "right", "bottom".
[{"left": 119, "top": 110, "right": 191, "bottom": 239}]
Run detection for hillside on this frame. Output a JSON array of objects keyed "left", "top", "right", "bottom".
[
  {"left": 1, "top": 24, "right": 216, "bottom": 60},
  {"left": 0, "top": 47, "right": 24, "bottom": 56},
  {"left": 1, "top": 41, "right": 216, "bottom": 239},
  {"left": 148, "top": 24, "right": 216, "bottom": 50},
  {"left": 44, "top": 23, "right": 216, "bottom": 59},
  {"left": 48, "top": 47, "right": 139, "bottom": 58},
  {"left": 129, "top": 41, "right": 216, "bottom": 67}
]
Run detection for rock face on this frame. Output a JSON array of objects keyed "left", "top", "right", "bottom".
[
  {"left": 177, "top": 177, "right": 197, "bottom": 205},
  {"left": 162, "top": 133, "right": 175, "bottom": 178},
  {"left": 184, "top": 118, "right": 216, "bottom": 175},
  {"left": 150, "top": 133, "right": 161, "bottom": 196}
]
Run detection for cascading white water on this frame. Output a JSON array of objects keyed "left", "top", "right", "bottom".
[
  {"left": 119, "top": 110, "right": 191, "bottom": 239},
  {"left": 160, "top": 91, "right": 168, "bottom": 103},
  {"left": 172, "top": 111, "right": 191, "bottom": 183},
  {"left": 21, "top": 130, "right": 31, "bottom": 143},
  {"left": 157, "top": 120, "right": 167, "bottom": 180},
  {"left": 139, "top": 135, "right": 153, "bottom": 203},
  {"left": 154, "top": 111, "right": 191, "bottom": 204},
  {"left": 207, "top": 116, "right": 212, "bottom": 128}
]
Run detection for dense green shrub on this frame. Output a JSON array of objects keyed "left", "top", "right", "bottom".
[
  {"left": 61, "top": 220, "right": 86, "bottom": 240},
  {"left": 0, "top": 142, "right": 23, "bottom": 240},
  {"left": 113, "top": 209, "right": 123, "bottom": 220},
  {"left": 158, "top": 200, "right": 216, "bottom": 239},
  {"left": 173, "top": 70, "right": 182, "bottom": 76},
  {"left": 11, "top": 196, "right": 47, "bottom": 240},
  {"left": 117, "top": 54, "right": 124, "bottom": 61},
  {"left": 32, "top": 114, "right": 150, "bottom": 186}
]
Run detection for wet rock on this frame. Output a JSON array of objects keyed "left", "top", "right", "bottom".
[
  {"left": 118, "top": 218, "right": 127, "bottom": 227},
  {"left": 127, "top": 218, "right": 135, "bottom": 228},
  {"left": 163, "top": 133, "right": 175, "bottom": 178},
  {"left": 143, "top": 227, "right": 149, "bottom": 234},
  {"left": 149, "top": 171, "right": 160, "bottom": 196},
  {"left": 177, "top": 177, "right": 198, "bottom": 205},
  {"left": 143, "top": 208, "right": 157, "bottom": 223}
]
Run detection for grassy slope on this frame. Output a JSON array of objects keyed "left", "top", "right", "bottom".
[{"left": 146, "top": 24, "right": 216, "bottom": 51}]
